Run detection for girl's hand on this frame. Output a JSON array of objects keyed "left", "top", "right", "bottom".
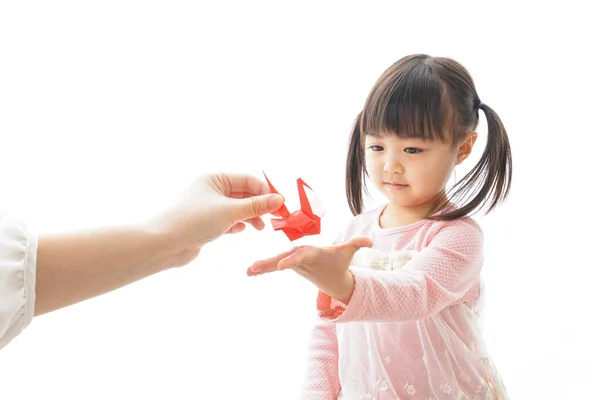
[{"left": 247, "top": 236, "right": 373, "bottom": 304}]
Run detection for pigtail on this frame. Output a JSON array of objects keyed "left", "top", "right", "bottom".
[
  {"left": 479, "top": 104, "right": 512, "bottom": 210},
  {"left": 346, "top": 112, "right": 366, "bottom": 216},
  {"left": 438, "top": 103, "right": 512, "bottom": 219}
]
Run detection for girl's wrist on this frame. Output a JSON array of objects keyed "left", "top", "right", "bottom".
[{"left": 330, "top": 270, "right": 355, "bottom": 305}]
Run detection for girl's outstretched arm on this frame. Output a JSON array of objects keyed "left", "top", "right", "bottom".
[
  {"left": 248, "top": 219, "right": 483, "bottom": 323},
  {"left": 318, "top": 219, "right": 484, "bottom": 323}
]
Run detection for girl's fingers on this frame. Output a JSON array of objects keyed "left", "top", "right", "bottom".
[
  {"left": 246, "top": 265, "right": 276, "bottom": 276},
  {"left": 276, "top": 253, "right": 298, "bottom": 271},
  {"left": 247, "top": 247, "right": 299, "bottom": 275}
]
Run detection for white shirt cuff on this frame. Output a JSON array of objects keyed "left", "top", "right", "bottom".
[{"left": 0, "top": 218, "right": 38, "bottom": 350}]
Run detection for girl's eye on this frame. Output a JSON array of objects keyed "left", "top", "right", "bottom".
[
  {"left": 368, "top": 145, "right": 384, "bottom": 151},
  {"left": 404, "top": 147, "right": 421, "bottom": 154}
]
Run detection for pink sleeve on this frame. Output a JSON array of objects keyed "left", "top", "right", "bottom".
[
  {"left": 300, "top": 320, "right": 340, "bottom": 399},
  {"left": 317, "top": 221, "right": 484, "bottom": 322}
]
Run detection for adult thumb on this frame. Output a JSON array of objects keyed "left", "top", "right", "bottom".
[{"left": 231, "top": 194, "right": 284, "bottom": 221}]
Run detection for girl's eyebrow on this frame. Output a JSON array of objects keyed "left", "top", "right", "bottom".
[{"left": 367, "top": 133, "right": 429, "bottom": 142}]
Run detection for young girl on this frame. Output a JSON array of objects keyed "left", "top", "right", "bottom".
[{"left": 248, "top": 54, "right": 511, "bottom": 400}]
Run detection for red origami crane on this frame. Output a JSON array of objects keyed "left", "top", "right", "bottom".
[{"left": 263, "top": 172, "right": 323, "bottom": 241}]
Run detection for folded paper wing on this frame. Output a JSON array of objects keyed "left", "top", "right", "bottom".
[{"left": 263, "top": 172, "right": 324, "bottom": 241}]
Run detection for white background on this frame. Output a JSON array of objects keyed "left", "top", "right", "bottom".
[{"left": 0, "top": 1, "right": 598, "bottom": 399}]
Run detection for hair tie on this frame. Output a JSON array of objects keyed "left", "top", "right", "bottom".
[{"left": 477, "top": 101, "right": 484, "bottom": 110}]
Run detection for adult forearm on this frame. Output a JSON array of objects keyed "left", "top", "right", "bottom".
[
  {"left": 34, "top": 224, "right": 172, "bottom": 316},
  {"left": 31, "top": 173, "right": 284, "bottom": 317}
]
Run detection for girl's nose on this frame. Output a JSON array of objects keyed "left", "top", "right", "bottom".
[{"left": 383, "top": 156, "right": 404, "bottom": 174}]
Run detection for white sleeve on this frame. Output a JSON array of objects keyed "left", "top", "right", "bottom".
[{"left": 0, "top": 218, "right": 38, "bottom": 350}]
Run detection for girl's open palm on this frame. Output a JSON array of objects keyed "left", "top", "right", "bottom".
[{"left": 247, "top": 236, "right": 373, "bottom": 304}]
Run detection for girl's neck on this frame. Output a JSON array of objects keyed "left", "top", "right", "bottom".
[{"left": 379, "top": 194, "right": 449, "bottom": 229}]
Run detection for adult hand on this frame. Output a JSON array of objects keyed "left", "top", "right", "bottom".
[
  {"left": 246, "top": 236, "right": 373, "bottom": 304},
  {"left": 151, "top": 172, "right": 284, "bottom": 256}
]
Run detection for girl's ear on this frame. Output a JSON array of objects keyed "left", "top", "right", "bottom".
[{"left": 456, "top": 131, "right": 478, "bottom": 164}]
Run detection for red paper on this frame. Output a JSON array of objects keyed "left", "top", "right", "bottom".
[{"left": 263, "top": 172, "right": 322, "bottom": 241}]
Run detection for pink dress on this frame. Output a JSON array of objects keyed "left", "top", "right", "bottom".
[{"left": 301, "top": 205, "right": 508, "bottom": 400}]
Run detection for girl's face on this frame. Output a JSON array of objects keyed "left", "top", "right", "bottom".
[{"left": 365, "top": 132, "right": 476, "bottom": 217}]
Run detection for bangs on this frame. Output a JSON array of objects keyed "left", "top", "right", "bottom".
[{"left": 361, "top": 60, "right": 454, "bottom": 142}]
